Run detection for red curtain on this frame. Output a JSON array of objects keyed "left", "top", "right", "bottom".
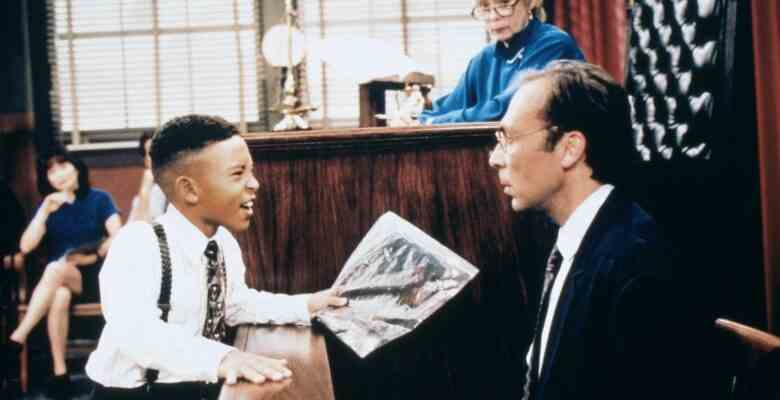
[
  {"left": 751, "top": 0, "right": 780, "bottom": 334},
  {"left": 552, "top": 1, "right": 628, "bottom": 82}
]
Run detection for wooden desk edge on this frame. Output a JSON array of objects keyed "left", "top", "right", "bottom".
[{"left": 221, "top": 325, "right": 335, "bottom": 400}]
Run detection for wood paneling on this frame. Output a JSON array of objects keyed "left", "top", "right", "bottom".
[
  {"left": 1, "top": 132, "right": 37, "bottom": 217},
  {"left": 88, "top": 166, "right": 143, "bottom": 223},
  {"left": 239, "top": 124, "right": 555, "bottom": 400},
  {"left": 74, "top": 148, "right": 144, "bottom": 224}
]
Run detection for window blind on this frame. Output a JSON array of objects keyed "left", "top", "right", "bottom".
[
  {"left": 299, "top": 0, "right": 487, "bottom": 128},
  {"left": 48, "top": 0, "right": 269, "bottom": 144}
]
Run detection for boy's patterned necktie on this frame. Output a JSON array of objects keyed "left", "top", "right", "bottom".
[
  {"left": 522, "top": 246, "right": 563, "bottom": 400},
  {"left": 203, "top": 240, "right": 228, "bottom": 343}
]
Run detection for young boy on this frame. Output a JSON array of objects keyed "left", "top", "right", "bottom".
[{"left": 86, "top": 114, "right": 346, "bottom": 399}]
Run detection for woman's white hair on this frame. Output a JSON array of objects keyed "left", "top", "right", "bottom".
[{"left": 529, "top": 0, "right": 547, "bottom": 22}]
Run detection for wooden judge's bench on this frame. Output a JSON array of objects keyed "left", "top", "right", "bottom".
[{"left": 223, "top": 123, "right": 555, "bottom": 400}]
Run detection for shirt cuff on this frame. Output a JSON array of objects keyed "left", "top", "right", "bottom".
[
  {"left": 199, "top": 338, "right": 235, "bottom": 383},
  {"left": 419, "top": 115, "right": 435, "bottom": 125},
  {"left": 290, "top": 294, "right": 312, "bottom": 326}
]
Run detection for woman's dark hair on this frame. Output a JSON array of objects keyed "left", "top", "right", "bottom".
[{"left": 37, "top": 149, "right": 91, "bottom": 200}]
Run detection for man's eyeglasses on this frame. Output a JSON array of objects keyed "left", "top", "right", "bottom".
[
  {"left": 494, "top": 125, "right": 556, "bottom": 154},
  {"left": 471, "top": 0, "right": 519, "bottom": 21}
]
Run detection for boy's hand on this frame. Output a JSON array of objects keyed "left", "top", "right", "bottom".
[
  {"left": 307, "top": 288, "right": 348, "bottom": 314},
  {"left": 218, "top": 350, "right": 292, "bottom": 385}
]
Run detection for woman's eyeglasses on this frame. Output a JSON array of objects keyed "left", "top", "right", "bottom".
[{"left": 471, "top": 0, "right": 519, "bottom": 21}]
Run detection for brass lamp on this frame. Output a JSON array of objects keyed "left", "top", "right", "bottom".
[{"left": 261, "top": 0, "right": 315, "bottom": 131}]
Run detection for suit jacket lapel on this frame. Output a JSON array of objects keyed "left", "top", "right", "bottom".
[
  {"left": 539, "top": 264, "right": 584, "bottom": 383},
  {"left": 538, "top": 190, "right": 629, "bottom": 384}
]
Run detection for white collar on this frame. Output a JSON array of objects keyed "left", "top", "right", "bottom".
[
  {"left": 555, "top": 184, "right": 614, "bottom": 261},
  {"left": 161, "top": 204, "right": 224, "bottom": 263}
]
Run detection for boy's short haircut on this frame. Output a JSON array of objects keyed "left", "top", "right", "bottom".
[{"left": 150, "top": 114, "right": 239, "bottom": 180}]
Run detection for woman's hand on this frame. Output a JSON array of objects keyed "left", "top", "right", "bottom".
[
  {"left": 19, "top": 192, "right": 73, "bottom": 254},
  {"left": 42, "top": 192, "right": 74, "bottom": 215}
]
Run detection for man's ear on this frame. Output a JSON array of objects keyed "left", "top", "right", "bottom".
[
  {"left": 560, "top": 130, "right": 586, "bottom": 169},
  {"left": 175, "top": 175, "right": 200, "bottom": 205}
]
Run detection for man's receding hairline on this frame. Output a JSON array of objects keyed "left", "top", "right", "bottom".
[{"left": 508, "top": 75, "right": 554, "bottom": 126}]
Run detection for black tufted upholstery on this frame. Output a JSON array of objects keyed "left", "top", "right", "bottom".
[
  {"left": 626, "top": 0, "right": 736, "bottom": 162},
  {"left": 624, "top": 3, "right": 759, "bottom": 399}
]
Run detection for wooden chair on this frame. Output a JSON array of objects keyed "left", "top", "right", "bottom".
[
  {"left": 10, "top": 252, "right": 102, "bottom": 393},
  {"left": 715, "top": 318, "right": 780, "bottom": 400},
  {"left": 1, "top": 252, "right": 24, "bottom": 391}
]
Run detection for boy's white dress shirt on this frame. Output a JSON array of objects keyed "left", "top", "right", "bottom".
[{"left": 86, "top": 205, "right": 311, "bottom": 388}]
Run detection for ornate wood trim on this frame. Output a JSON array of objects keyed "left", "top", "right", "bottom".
[{"left": 244, "top": 123, "right": 499, "bottom": 154}]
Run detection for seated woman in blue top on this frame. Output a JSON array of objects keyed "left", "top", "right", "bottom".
[
  {"left": 419, "top": 0, "right": 584, "bottom": 124},
  {"left": 9, "top": 150, "right": 121, "bottom": 386}
]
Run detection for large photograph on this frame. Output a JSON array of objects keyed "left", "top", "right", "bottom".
[{"left": 315, "top": 212, "right": 478, "bottom": 358}]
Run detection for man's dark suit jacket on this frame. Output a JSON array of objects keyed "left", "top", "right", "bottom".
[{"left": 532, "top": 189, "right": 692, "bottom": 400}]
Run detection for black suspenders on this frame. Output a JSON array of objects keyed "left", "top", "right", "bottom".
[{"left": 145, "top": 223, "right": 172, "bottom": 385}]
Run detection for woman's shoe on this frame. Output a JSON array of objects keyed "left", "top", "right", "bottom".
[
  {"left": 5, "top": 338, "right": 23, "bottom": 354},
  {"left": 2, "top": 340, "right": 24, "bottom": 393},
  {"left": 46, "top": 373, "right": 71, "bottom": 400},
  {"left": 4, "top": 339, "right": 23, "bottom": 370}
]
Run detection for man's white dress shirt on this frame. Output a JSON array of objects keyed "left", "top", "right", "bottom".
[
  {"left": 526, "top": 184, "right": 614, "bottom": 375},
  {"left": 86, "top": 205, "right": 311, "bottom": 388}
]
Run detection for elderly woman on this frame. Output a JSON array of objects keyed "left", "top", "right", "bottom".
[
  {"left": 8, "top": 150, "right": 121, "bottom": 393},
  {"left": 419, "top": 0, "right": 584, "bottom": 124}
]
